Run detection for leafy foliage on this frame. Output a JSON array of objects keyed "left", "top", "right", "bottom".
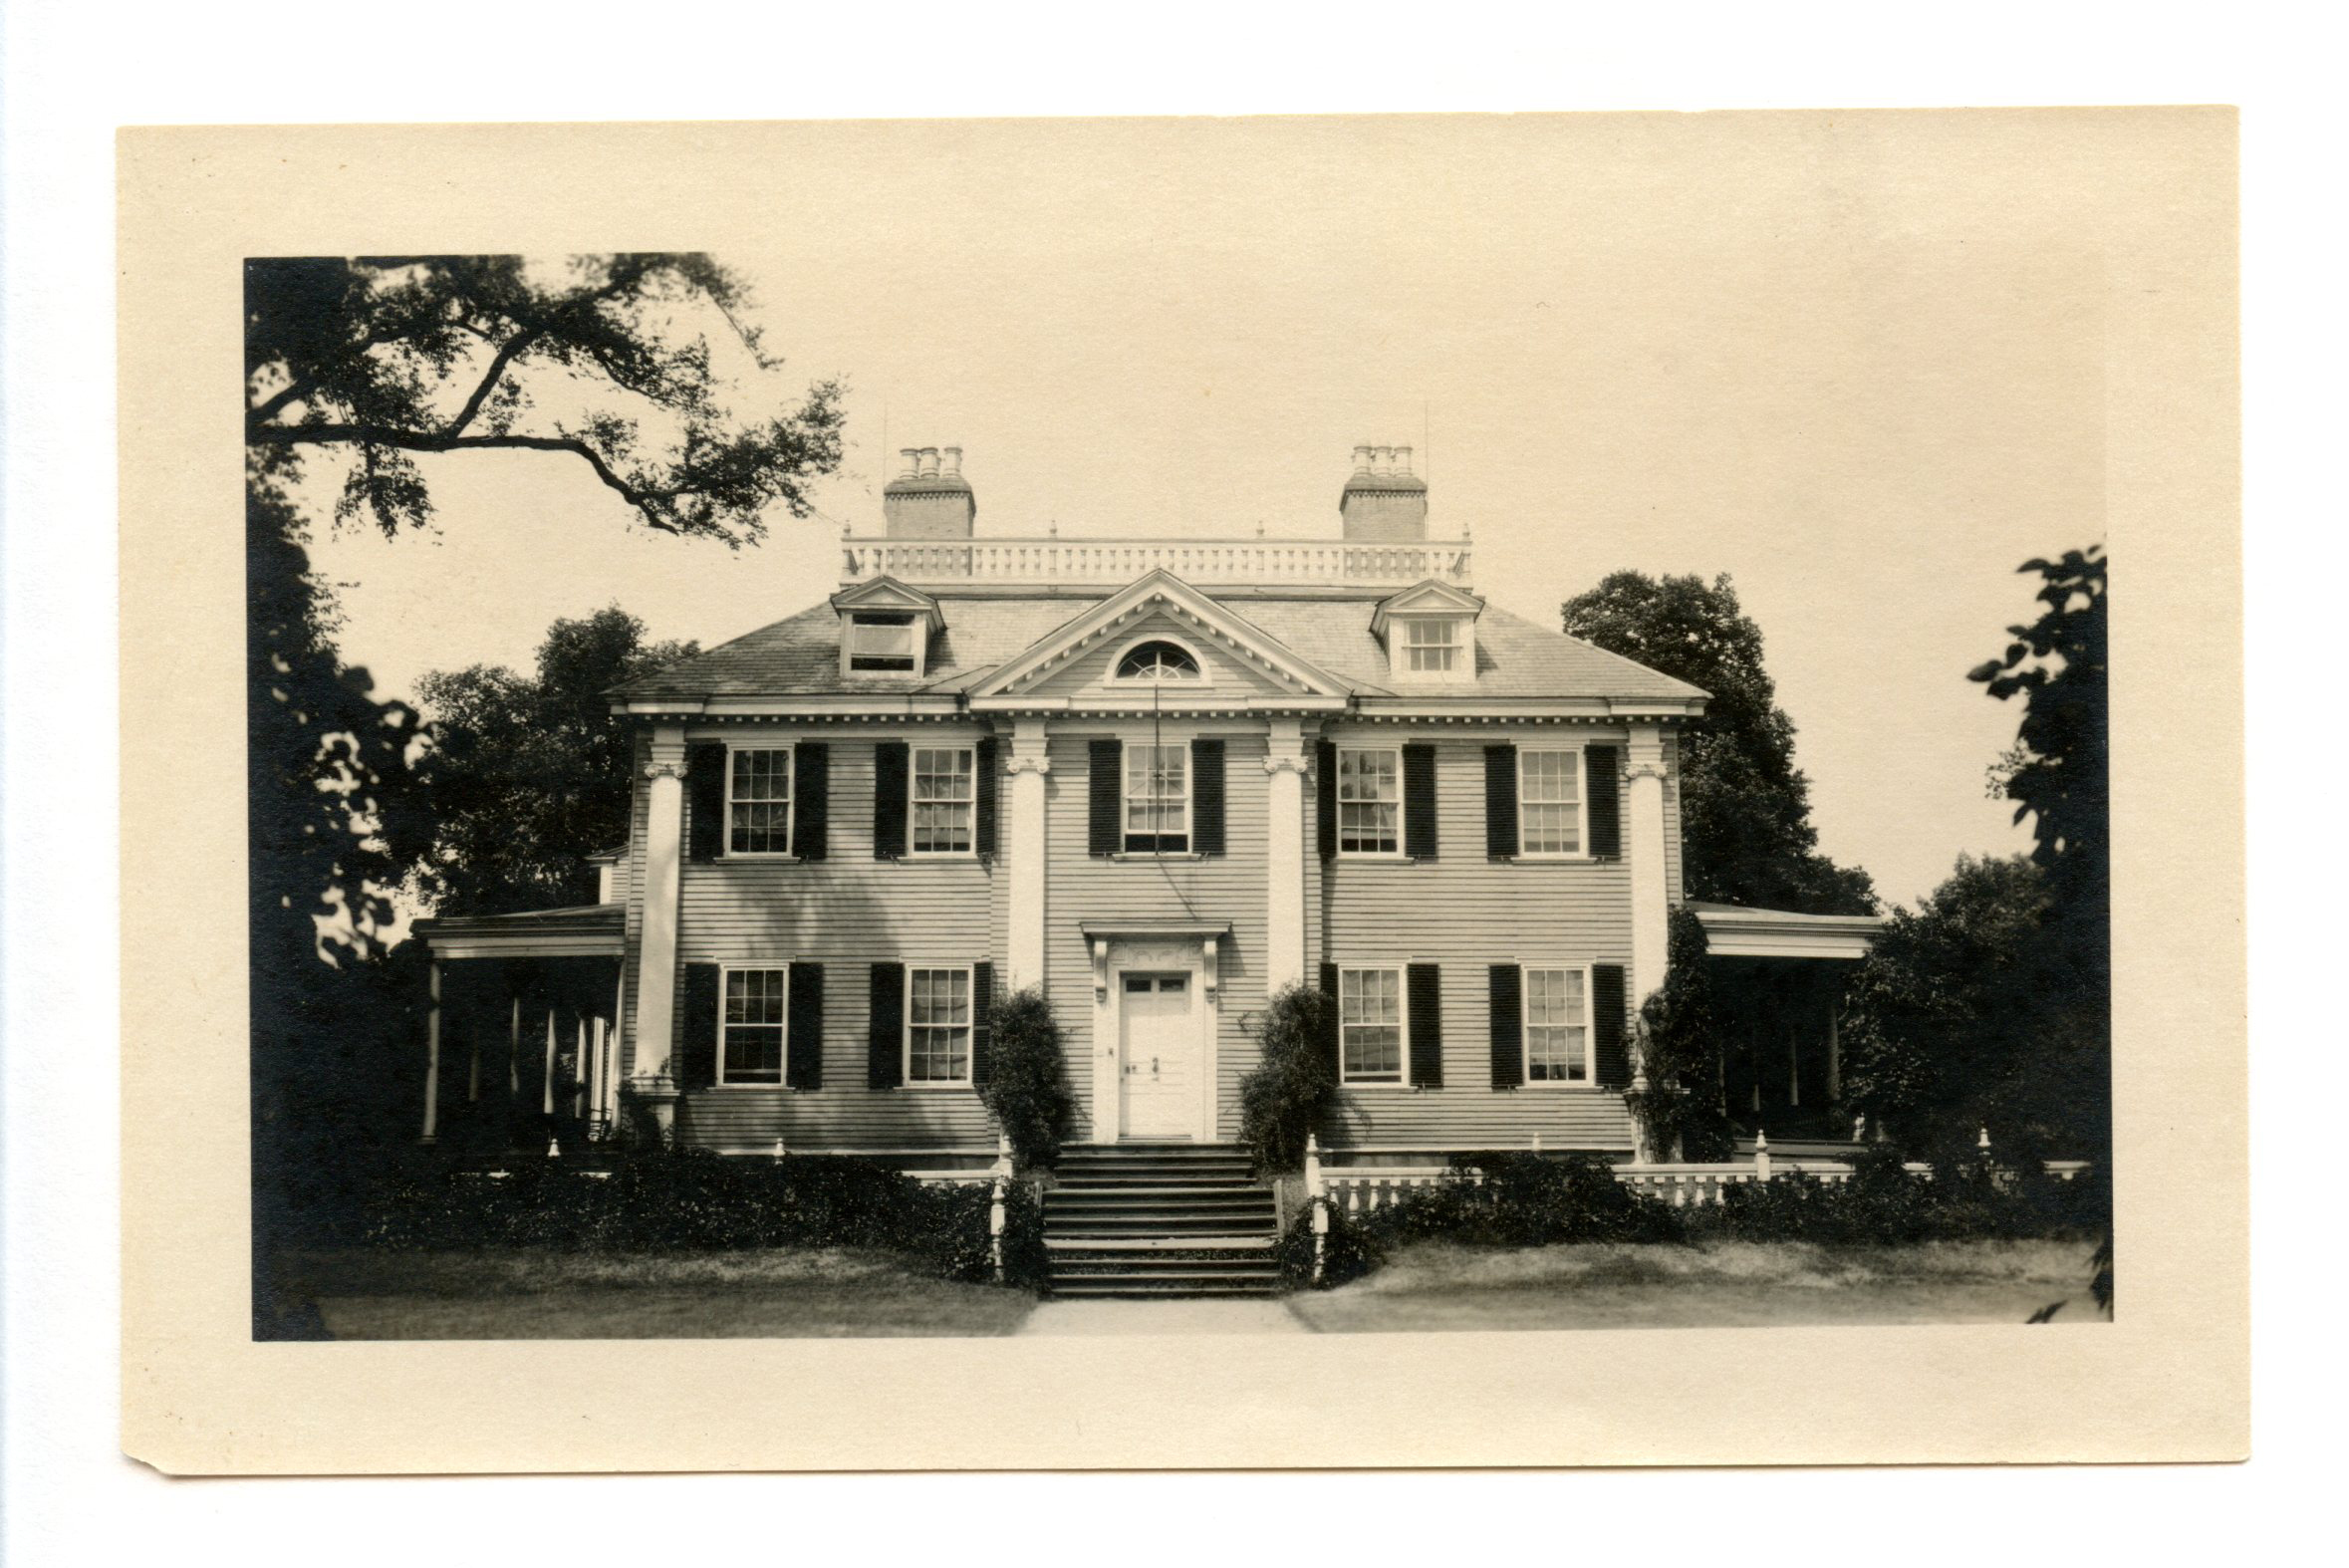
[
  {"left": 1626, "top": 908, "right": 1740, "bottom": 1160},
  {"left": 1562, "top": 571, "right": 1876, "bottom": 915},
  {"left": 411, "top": 607, "right": 697, "bottom": 915},
  {"left": 1236, "top": 983, "right": 1340, "bottom": 1174},
  {"left": 980, "top": 988, "right": 1076, "bottom": 1171}
]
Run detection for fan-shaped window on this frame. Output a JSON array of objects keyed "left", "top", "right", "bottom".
[{"left": 1115, "top": 641, "right": 1202, "bottom": 681}]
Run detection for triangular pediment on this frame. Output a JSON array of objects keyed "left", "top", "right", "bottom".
[
  {"left": 1371, "top": 578, "right": 1484, "bottom": 637},
  {"left": 831, "top": 575, "right": 943, "bottom": 631},
  {"left": 967, "top": 570, "right": 1353, "bottom": 704}
]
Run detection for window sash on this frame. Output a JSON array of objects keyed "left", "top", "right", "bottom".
[
  {"left": 1518, "top": 750, "right": 1584, "bottom": 856},
  {"left": 849, "top": 615, "right": 917, "bottom": 670},
  {"left": 1339, "top": 966, "right": 1406, "bottom": 1084},
  {"left": 721, "top": 966, "right": 787, "bottom": 1085},
  {"left": 911, "top": 746, "right": 975, "bottom": 853},
  {"left": 906, "top": 966, "right": 973, "bottom": 1084},
  {"left": 728, "top": 747, "right": 794, "bottom": 855},
  {"left": 1404, "top": 619, "right": 1458, "bottom": 672},
  {"left": 1122, "top": 742, "right": 1190, "bottom": 850},
  {"left": 1524, "top": 966, "right": 1589, "bottom": 1083},
  {"left": 1116, "top": 641, "right": 1202, "bottom": 680},
  {"left": 1337, "top": 748, "right": 1401, "bottom": 854}
]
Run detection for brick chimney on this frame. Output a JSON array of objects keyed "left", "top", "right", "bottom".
[
  {"left": 1339, "top": 444, "right": 1428, "bottom": 541},
  {"left": 882, "top": 445, "right": 976, "bottom": 538}
]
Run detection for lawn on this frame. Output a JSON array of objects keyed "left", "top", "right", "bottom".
[
  {"left": 1285, "top": 1236, "right": 2108, "bottom": 1333},
  {"left": 271, "top": 1246, "right": 1039, "bottom": 1339}
]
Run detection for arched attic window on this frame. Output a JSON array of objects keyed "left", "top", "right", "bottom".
[{"left": 1115, "top": 640, "right": 1203, "bottom": 681}]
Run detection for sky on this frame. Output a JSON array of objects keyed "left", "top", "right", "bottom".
[{"left": 300, "top": 116, "right": 2106, "bottom": 911}]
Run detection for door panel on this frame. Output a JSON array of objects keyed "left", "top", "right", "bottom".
[{"left": 1119, "top": 973, "right": 1198, "bottom": 1140}]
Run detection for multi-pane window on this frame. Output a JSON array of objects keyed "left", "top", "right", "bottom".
[
  {"left": 907, "top": 966, "right": 972, "bottom": 1084},
  {"left": 1404, "top": 618, "right": 1459, "bottom": 673},
  {"left": 1519, "top": 750, "right": 1584, "bottom": 856},
  {"left": 1116, "top": 640, "right": 1202, "bottom": 680},
  {"left": 1337, "top": 748, "right": 1401, "bottom": 854},
  {"left": 1339, "top": 967, "right": 1406, "bottom": 1084},
  {"left": 848, "top": 613, "right": 917, "bottom": 672},
  {"left": 721, "top": 967, "right": 787, "bottom": 1085},
  {"left": 728, "top": 747, "right": 793, "bottom": 854},
  {"left": 1524, "top": 967, "right": 1589, "bottom": 1083},
  {"left": 1124, "top": 742, "right": 1189, "bottom": 852},
  {"left": 912, "top": 746, "right": 975, "bottom": 854}
]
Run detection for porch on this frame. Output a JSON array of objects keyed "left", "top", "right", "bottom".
[{"left": 1688, "top": 900, "right": 1884, "bottom": 1143}]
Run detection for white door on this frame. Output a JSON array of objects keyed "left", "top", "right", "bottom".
[{"left": 1119, "top": 973, "right": 1199, "bottom": 1140}]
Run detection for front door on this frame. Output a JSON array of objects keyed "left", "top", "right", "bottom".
[{"left": 1118, "top": 972, "right": 1198, "bottom": 1140}]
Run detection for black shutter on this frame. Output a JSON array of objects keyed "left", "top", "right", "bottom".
[
  {"left": 686, "top": 743, "right": 726, "bottom": 862},
  {"left": 1585, "top": 744, "right": 1622, "bottom": 859},
  {"left": 970, "top": 962, "right": 995, "bottom": 1087},
  {"left": 1319, "top": 961, "right": 1342, "bottom": 1079},
  {"left": 786, "top": 962, "right": 824, "bottom": 1090},
  {"left": 872, "top": 741, "right": 909, "bottom": 860},
  {"left": 1484, "top": 744, "right": 1519, "bottom": 860},
  {"left": 1088, "top": 739, "right": 1122, "bottom": 856},
  {"left": 1403, "top": 743, "right": 1437, "bottom": 860},
  {"left": 1593, "top": 963, "right": 1630, "bottom": 1088},
  {"left": 793, "top": 743, "right": 829, "bottom": 861},
  {"left": 680, "top": 961, "right": 720, "bottom": 1090},
  {"left": 1407, "top": 962, "right": 1443, "bottom": 1088},
  {"left": 1191, "top": 738, "right": 1226, "bottom": 856},
  {"left": 973, "top": 738, "right": 999, "bottom": 859},
  {"left": 867, "top": 962, "right": 905, "bottom": 1089},
  {"left": 1489, "top": 963, "right": 1524, "bottom": 1090},
  {"left": 1315, "top": 740, "right": 1338, "bottom": 860}
]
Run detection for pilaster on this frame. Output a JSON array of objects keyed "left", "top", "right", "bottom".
[
  {"left": 1625, "top": 721, "right": 1672, "bottom": 1015},
  {"left": 1004, "top": 716, "right": 1052, "bottom": 993},
  {"left": 630, "top": 726, "right": 687, "bottom": 1117},
  {"left": 1263, "top": 717, "right": 1311, "bottom": 991}
]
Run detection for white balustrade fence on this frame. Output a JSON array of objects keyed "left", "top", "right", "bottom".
[{"left": 842, "top": 536, "right": 1475, "bottom": 589}]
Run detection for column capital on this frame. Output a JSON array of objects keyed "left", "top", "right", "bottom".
[
  {"left": 1263, "top": 714, "right": 1311, "bottom": 775},
  {"left": 643, "top": 759, "right": 688, "bottom": 782},
  {"left": 1624, "top": 718, "right": 1670, "bottom": 767}
]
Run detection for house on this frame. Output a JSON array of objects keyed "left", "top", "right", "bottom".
[{"left": 411, "top": 445, "right": 1875, "bottom": 1183}]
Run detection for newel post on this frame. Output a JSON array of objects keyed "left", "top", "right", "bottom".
[
  {"left": 1305, "top": 1133, "right": 1329, "bottom": 1285},
  {"left": 989, "top": 1135, "right": 1012, "bottom": 1283},
  {"left": 1754, "top": 1128, "right": 1772, "bottom": 1183}
]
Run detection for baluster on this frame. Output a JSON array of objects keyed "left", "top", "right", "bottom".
[{"left": 1305, "top": 1133, "right": 1328, "bottom": 1284}]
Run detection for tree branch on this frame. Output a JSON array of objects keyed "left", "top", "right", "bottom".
[
  {"left": 249, "top": 420, "right": 679, "bottom": 531},
  {"left": 442, "top": 326, "right": 543, "bottom": 437}
]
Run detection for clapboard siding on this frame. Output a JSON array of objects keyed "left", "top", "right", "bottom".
[
  {"left": 1043, "top": 728, "right": 1272, "bottom": 1140},
  {"left": 1316, "top": 728, "right": 1639, "bottom": 1152}
]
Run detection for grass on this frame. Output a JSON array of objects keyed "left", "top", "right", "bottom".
[
  {"left": 1286, "top": 1236, "right": 2109, "bottom": 1333},
  {"left": 271, "top": 1246, "right": 1039, "bottom": 1339}
]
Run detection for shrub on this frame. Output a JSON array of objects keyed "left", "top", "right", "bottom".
[
  {"left": 1237, "top": 983, "right": 1338, "bottom": 1174},
  {"left": 1276, "top": 1204, "right": 1388, "bottom": 1291},
  {"left": 1459, "top": 1152, "right": 1685, "bottom": 1245},
  {"left": 979, "top": 987, "right": 1074, "bottom": 1171}
]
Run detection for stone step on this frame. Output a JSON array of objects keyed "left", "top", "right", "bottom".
[
  {"left": 1044, "top": 1235, "right": 1275, "bottom": 1252},
  {"left": 1046, "top": 1215, "right": 1276, "bottom": 1236},
  {"left": 1049, "top": 1186, "right": 1272, "bottom": 1203}
]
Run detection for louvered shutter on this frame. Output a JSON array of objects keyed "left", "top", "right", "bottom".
[
  {"left": 1489, "top": 963, "right": 1524, "bottom": 1090},
  {"left": 970, "top": 962, "right": 995, "bottom": 1087},
  {"left": 680, "top": 962, "right": 720, "bottom": 1090},
  {"left": 1190, "top": 738, "right": 1226, "bottom": 856},
  {"left": 872, "top": 741, "right": 909, "bottom": 860},
  {"left": 786, "top": 962, "right": 824, "bottom": 1090},
  {"left": 973, "top": 738, "right": 999, "bottom": 859},
  {"left": 1407, "top": 962, "right": 1443, "bottom": 1088},
  {"left": 1484, "top": 744, "right": 1519, "bottom": 859},
  {"left": 867, "top": 962, "right": 906, "bottom": 1089},
  {"left": 1315, "top": 740, "right": 1338, "bottom": 860},
  {"left": 1088, "top": 739, "right": 1122, "bottom": 856},
  {"left": 686, "top": 743, "right": 726, "bottom": 861},
  {"left": 793, "top": 743, "right": 829, "bottom": 861},
  {"left": 1319, "top": 961, "right": 1341, "bottom": 1078},
  {"left": 1403, "top": 743, "right": 1437, "bottom": 860},
  {"left": 1592, "top": 963, "right": 1630, "bottom": 1088},
  {"left": 1585, "top": 744, "right": 1622, "bottom": 860}
]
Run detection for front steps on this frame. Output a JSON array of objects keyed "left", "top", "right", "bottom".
[{"left": 1044, "top": 1144, "right": 1279, "bottom": 1299}]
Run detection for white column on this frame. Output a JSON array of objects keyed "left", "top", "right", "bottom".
[
  {"left": 418, "top": 959, "right": 442, "bottom": 1145},
  {"left": 1625, "top": 721, "right": 1671, "bottom": 1012},
  {"left": 543, "top": 1008, "right": 558, "bottom": 1116},
  {"left": 465, "top": 979, "right": 481, "bottom": 1102},
  {"left": 1004, "top": 717, "right": 1051, "bottom": 993},
  {"left": 1825, "top": 999, "right": 1841, "bottom": 1103},
  {"left": 631, "top": 726, "right": 688, "bottom": 1095},
  {"left": 1263, "top": 718, "right": 1310, "bottom": 992}
]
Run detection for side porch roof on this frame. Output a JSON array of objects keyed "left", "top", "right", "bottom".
[
  {"left": 412, "top": 904, "right": 625, "bottom": 960},
  {"left": 1688, "top": 901, "right": 1885, "bottom": 961}
]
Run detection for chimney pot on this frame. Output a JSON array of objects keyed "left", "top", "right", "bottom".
[
  {"left": 1352, "top": 444, "right": 1375, "bottom": 473},
  {"left": 941, "top": 445, "right": 962, "bottom": 477},
  {"left": 917, "top": 446, "right": 939, "bottom": 477},
  {"left": 1397, "top": 445, "right": 1413, "bottom": 475},
  {"left": 899, "top": 447, "right": 920, "bottom": 477}
]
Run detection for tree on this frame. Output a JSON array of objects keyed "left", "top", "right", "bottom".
[
  {"left": 412, "top": 608, "right": 698, "bottom": 915},
  {"left": 1562, "top": 571, "right": 1876, "bottom": 914}
]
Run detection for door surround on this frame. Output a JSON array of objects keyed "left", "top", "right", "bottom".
[{"left": 1083, "top": 923, "right": 1227, "bottom": 1144}]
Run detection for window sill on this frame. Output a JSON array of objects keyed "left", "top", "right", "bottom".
[
  {"left": 1334, "top": 852, "right": 1414, "bottom": 863},
  {"left": 906, "top": 851, "right": 982, "bottom": 862},
  {"left": 712, "top": 1080, "right": 787, "bottom": 1091},
  {"left": 1508, "top": 854, "right": 1596, "bottom": 864},
  {"left": 720, "top": 853, "right": 802, "bottom": 864},
  {"left": 1339, "top": 1082, "right": 1424, "bottom": 1092},
  {"left": 899, "top": 1081, "right": 976, "bottom": 1092},
  {"left": 1109, "top": 850, "right": 1206, "bottom": 862},
  {"left": 1520, "top": 1080, "right": 1602, "bottom": 1091}
]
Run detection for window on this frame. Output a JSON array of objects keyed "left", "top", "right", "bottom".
[
  {"left": 1519, "top": 750, "right": 1584, "bottom": 856},
  {"left": 1115, "top": 640, "right": 1202, "bottom": 680},
  {"left": 907, "top": 966, "right": 973, "bottom": 1084},
  {"left": 1524, "top": 967, "right": 1590, "bottom": 1083},
  {"left": 728, "top": 747, "right": 793, "bottom": 854},
  {"left": 1337, "top": 748, "right": 1401, "bottom": 854},
  {"left": 721, "top": 967, "right": 787, "bottom": 1085},
  {"left": 848, "top": 613, "right": 918, "bottom": 672},
  {"left": 1339, "top": 966, "right": 1406, "bottom": 1084},
  {"left": 1123, "top": 741, "right": 1189, "bottom": 852},
  {"left": 1403, "top": 618, "right": 1460, "bottom": 673},
  {"left": 911, "top": 746, "right": 974, "bottom": 854}
]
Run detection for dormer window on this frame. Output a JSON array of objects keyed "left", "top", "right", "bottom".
[
  {"left": 1373, "top": 579, "right": 1483, "bottom": 686},
  {"left": 848, "top": 613, "right": 918, "bottom": 672},
  {"left": 1403, "top": 618, "right": 1460, "bottom": 674},
  {"left": 1115, "top": 640, "right": 1202, "bottom": 681}
]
